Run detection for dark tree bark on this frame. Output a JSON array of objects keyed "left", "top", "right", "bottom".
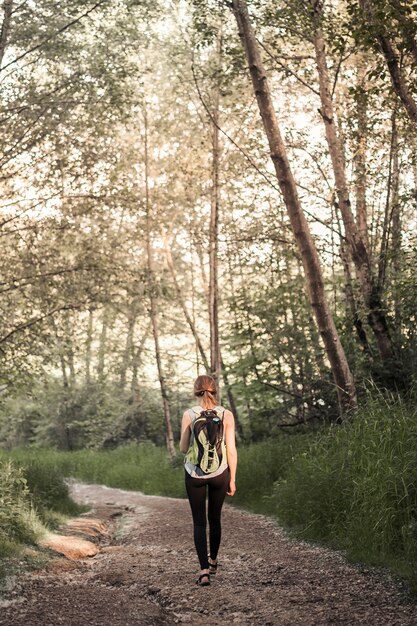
[
  {"left": 360, "top": 0, "right": 417, "bottom": 124},
  {"left": 378, "top": 110, "right": 398, "bottom": 292},
  {"left": 388, "top": 0, "right": 417, "bottom": 65}
]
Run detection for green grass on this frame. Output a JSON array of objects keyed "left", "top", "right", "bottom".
[
  {"left": 274, "top": 389, "right": 417, "bottom": 590},
  {"left": 3, "top": 443, "right": 185, "bottom": 498},
  {"left": 231, "top": 436, "right": 311, "bottom": 515}
]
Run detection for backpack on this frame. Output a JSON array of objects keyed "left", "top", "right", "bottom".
[{"left": 185, "top": 406, "right": 226, "bottom": 474}]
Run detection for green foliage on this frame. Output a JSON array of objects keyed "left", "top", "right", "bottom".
[
  {"left": 231, "top": 437, "right": 312, "bottom": 514},
  {"left": 0, "top": 460, "right": 39, "bottom": 550},
  {"left": 273, "top": 389, "right": 417, "bottom": 589},
  {"left": 3, "top": 443, "right": 185, "bottom": 499},
  {"left": 0, "top": 380, "right": 180, "bottom": 450},
  {"left": 4, "top": 452, "right": 84, "bottom": 519}
]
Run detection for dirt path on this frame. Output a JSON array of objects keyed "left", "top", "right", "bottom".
[{"left": 1, "top": 483, "right": 417, "bottom": 626}]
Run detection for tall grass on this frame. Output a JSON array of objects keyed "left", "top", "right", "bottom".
[
  {"left": 231, "top": 436, "right": 311, "bottom": 515},
  {"left": 274, "top": 390, "right": 417, "bottom": 587}
]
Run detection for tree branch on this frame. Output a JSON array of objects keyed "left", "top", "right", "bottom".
[{"left": 0, "top": 0, "right": 109, "bottom": 73}]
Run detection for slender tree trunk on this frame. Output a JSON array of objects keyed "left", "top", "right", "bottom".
[
  {"left": 60, "top": 355, "right": 68, "bottom": 389},
  {"left": 209, "top": 30, "right": 222, "bottom": 387},
  {"left": 193, "top": 234, "right": 209, "bottom": 296},
  {"left": 378, "top": 110, "right": 398, "bottom": 292},
  {"left": 311, "top": 15, "right": 394, "bottom": 362},
  {"left": 390, "top": 119, "right": 402, "bottom": 330},
  {"left": 68, "top": 346, "right": 76, "bottom": 388},
  {"left": 62, "top": 313, "right": 76, "bottom": 388},
  {"left": 340, "top": 241, "right": 373, "bottom": 358},
  {"left": 0, "top": 0, "right": 13, "bottom": 69},
  {"left": 120, "top": 303, "right": 137, "bottom": 390},
  {"left": 232, "top": 0, "right": 357, "bottom": 411},
  {"left": 85, "top": 309, "right": 93, "bottom": 385},
  {"left": 226, "top": 232, "right": 254, "bottom": 425},
  {"left": 131, "top": 322, "right": 151, "bottom": 399},
  {"left": 354, "top": 56, "right": 369, "bottom": 247},
  {"left": 164, "top": 238, "right": 210, "bottom": 372},
  {"left": 219, "top": 353, "right": 242, "bottom": 434},
  {"left": 51, "top": 317, "right": 69, "bottom": 388},
  {"left": 359, "top": 0, "right": 417, "bottom": 124},
  {"left": 97, "top": 307, "right": 108, "bottom": 383},
  {"left": 143, "top": 105, "right": 176, "bottom": 460}
]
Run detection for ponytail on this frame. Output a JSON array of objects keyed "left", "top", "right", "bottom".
[{"left": 193, "top": 375, "right": 218, "bottom": 409}]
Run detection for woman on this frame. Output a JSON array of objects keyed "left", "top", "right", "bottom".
[{"left": 180, "top": 374, "right": 237, "bottom": 587}]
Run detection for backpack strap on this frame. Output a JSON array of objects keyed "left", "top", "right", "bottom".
[
  {"left": 213, "top": 405, "right": 226, "bottom": 420},
  {"left": 190, "top": 406, "right": 225, "bottom": 421}
]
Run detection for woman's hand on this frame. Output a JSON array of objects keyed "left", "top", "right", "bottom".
[{"left": 227, "top": 480, "right": 236, "bottom": 496}]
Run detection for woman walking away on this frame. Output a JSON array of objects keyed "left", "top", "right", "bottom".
[{"left": 180, "top": 374, "right": 237, "bottom": 587}]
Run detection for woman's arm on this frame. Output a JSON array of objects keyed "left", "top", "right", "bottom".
[
  {"left": 224, "top": 410, "right": 237, "bottom": 496},
  {"left": 179, "top": 410, "right": 192, "bottom": 454}
]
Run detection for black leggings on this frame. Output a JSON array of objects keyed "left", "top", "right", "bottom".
[{"left": 185, "top": 468, "right": 229, "bottom": 570}]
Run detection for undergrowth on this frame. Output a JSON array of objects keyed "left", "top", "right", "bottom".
[{"left": 274, "top": 388, "right": 417, "bottom": 590}]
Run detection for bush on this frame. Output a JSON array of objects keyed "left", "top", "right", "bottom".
[{"left": 0, "top": 460, "right": 39, "bottom": 550}]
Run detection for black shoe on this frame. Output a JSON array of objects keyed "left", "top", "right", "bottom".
[{"left": 196, "top": 573, "right": 210, "bottom": 586}]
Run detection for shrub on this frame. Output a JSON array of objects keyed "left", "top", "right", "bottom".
[{"left": 0, "top": 460, "right": 38, "bottom": 549}]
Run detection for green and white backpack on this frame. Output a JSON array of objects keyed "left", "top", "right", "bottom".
[{"left": 185, "top": 406, "right": 226, "bottom": 474}]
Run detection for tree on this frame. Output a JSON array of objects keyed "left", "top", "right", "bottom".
[{"left": 231, "top": 0, "right": 357, "bottom": 411}]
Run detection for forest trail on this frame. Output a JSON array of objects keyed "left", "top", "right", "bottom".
[{"left": 1, "top": 483, "right": 417, "bottom": 626}]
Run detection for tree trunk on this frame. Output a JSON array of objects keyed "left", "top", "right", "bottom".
[
  {"left": 354, "top": 56, "right": 369, "bottom": 247},
  {"left": 390, "top": 118, "right": 402, "bottom": 330},
  {"left": 97, "top": 307, "right": 108, "bottom": 384},
  {"left": 360, "top": 0, "right": 417, "bottom": 124},
  {"left": 219, "top": 353, "right": 242, "bottom": 435},
  {"left": 120, "top": 302, "right": 137, "bottom": 390},
  {"left": 193, "top": 233, "right": 209, "bottom": 296},
  {"left": 143, "top": 104, "right": 176, "bottom": 460},
  {"left": 378, "top": 110, "right": 398, "bottom": 292},
  {"left": 0, "top": 0, "right": 13, "bottom": 69},
  {"left": 131, "top": 322, "right": 151, "bottom": 399},
  {"left": 209, "top": 30, "right": 222, "bottom": 388},
  {"left": 340, "top": 241, "right": 373, "bottom": 358},
  {"left": 63, "top": 313, "right": 76, "bottom": 388},
  {"left": 232, "top": 0, "right": 357, "bottom": 412},
  {"left": 311, "top": 16, "right": 394, "bottom": 362},
  {"left": 388, "top": 0, "right": 417, "bottom": 65},
  {"left": 85, "top": 309, "right": 93, "bottom": 385},
  {"left": 164, "top": 238, "right": 210, "bottom": 372},
  {"left": 225, "top": 232, "right": 254, "bottom": 425}
]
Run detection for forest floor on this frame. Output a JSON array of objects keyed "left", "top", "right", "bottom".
[{"left": 1, "top": 482, "right": 417, "bottom": 626}]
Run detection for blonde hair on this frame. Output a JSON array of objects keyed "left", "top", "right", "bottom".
[{"left": 194, "top": 374, "right": 218, "bottom": 410}]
